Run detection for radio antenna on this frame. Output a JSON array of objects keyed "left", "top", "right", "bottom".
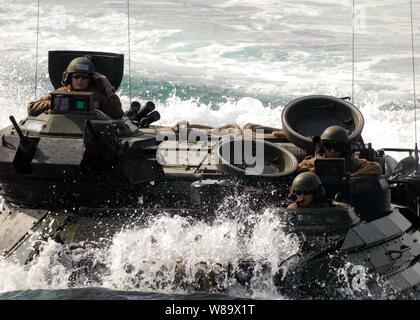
[
  {"left": 409, "top": 0, "right": 420, "bottom": 174},
  {"left": 127, "top": 0, "right": 132, "bottom": 104},
  {"left": 352, "top": 0, "right": 355, "bottom": 103},
  {"left": 34, "top": 0, "right": 40, "bottom": 99}
]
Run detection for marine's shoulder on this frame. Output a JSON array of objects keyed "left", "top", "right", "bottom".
[
  {"left": 287, "top": 202, "right": 298, "bottom": 209},
  {"left": 88, "top": 85, "right": 108, "bottom": 98},
  {"left": 56, "top": 85, "right": 71, "bottom": 92},
  {"left": 352, "top": 155, "right": 380, "bottom": 166},
  {"left": 302, "top": 155, "right": 316, "bottom": 161}
]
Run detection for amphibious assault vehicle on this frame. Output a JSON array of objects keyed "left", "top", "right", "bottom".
[{"left": 1, "top": 51, "right": 420, "bottom": 298}]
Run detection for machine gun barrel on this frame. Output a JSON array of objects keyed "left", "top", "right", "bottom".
[{"left": 379, "top": 147, "right": 420, "bottom": 154}]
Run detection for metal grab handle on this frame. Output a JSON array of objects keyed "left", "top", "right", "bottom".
[
  {"left": 385, "top": 247, "right": 409, "bottom": 260},
  {"left": 9, "top": 115, "right": 25, "bottom": 141}
]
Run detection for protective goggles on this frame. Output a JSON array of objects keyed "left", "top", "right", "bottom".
[
  {"left": 72, "top": 73, "right": 90, "bottom": 80},
  {"left": 293, "top": 190, "right": 313, "bottom": 196},
  {"left": 321, "top": 141, "right": 345, "bottom": 152}
]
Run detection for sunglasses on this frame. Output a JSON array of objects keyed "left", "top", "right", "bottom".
[
  {"left": 294, "top": 190, "right": 313, "bottom": 196},
  {"left": 72, "top": 73, "right": 90, "bottom": 80},
  {"left": 322, "top": 141, "right": 344, "bottom": 152}
]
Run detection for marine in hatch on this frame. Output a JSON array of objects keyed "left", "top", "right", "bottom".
[
  {"left": 28, "top": 56, "right": 124, "bottom": 119},
  {"left": 298, "top": 125, "right": 382, "bottom": 176},
  {"left": 287, "top": 172, "right": 329, "bottom": 209}
]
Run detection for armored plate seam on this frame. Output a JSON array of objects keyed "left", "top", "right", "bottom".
[
  {"left": 387, "top": 263, "right": 420, "bottom": 292},
  {"left": 384, "top": 261, "right": 418, "bottom": 280},
  {"left": 341, "top": 228, "right": 368, "bottom": 252},
  {"left": 349, "top": 212, "right": 411, "bottom": 250},
  {"left": 0, "top": 205, "right": 48, "bottom": 256},
  {"left": 396, "top": 235, "right": 420, "bottom": 276}
]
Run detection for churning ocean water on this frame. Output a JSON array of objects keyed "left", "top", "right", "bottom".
[{"left": 0, "top": 0, "right": 420, "bottom": 300}]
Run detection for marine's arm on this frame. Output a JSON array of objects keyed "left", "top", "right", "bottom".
[
  {"left": 92, "top": 72, "right": 124, "bottom": 119},
  {"left": 27, "top": 95, "right": 51, "bottom": 116},
  {"left": 351, "top": 157, "right": 382, "bottom": 176},
  {"left": 297, "top": 156, "right": 316, "bottom": 173},
  {"left": 97, "top": 93, "right": 124, "bottom": 119},
  {"left": 27, "top": 86, "right": 70, "bottom": 116}
]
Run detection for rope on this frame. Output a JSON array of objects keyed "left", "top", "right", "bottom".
[
  {"left": 352, "top": 0, "right": 355, "bottom": 103},
  {"left": 127, "top": 0, "right": 132, "bottom": 104},
  {"left": 410, "top": 0, "right": 417, "bottom": 144},
  {"left": 34, "top": 0, "right": 40, "bottom": 99}
]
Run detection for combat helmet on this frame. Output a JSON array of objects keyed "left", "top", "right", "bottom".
[
  {"left": 320, "top": 126, "right": 349, "bottom": 144},
  {"left": 62, "top": 56, "right": 95, "bottom": 85},
  {"left": 291, "top": 172, "right": 322, "bottom": 192}
]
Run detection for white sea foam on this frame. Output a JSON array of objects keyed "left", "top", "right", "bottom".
[
  {"left": 0, "top": 240, "right": 71, "bottom": 293},
  {"left": 0, "top": 207, "right": 299, "bottom": 299}
]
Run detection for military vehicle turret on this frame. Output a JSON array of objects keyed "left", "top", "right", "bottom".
[{"left": 1, "top": 50, "right": 420, "bottom": 298}]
